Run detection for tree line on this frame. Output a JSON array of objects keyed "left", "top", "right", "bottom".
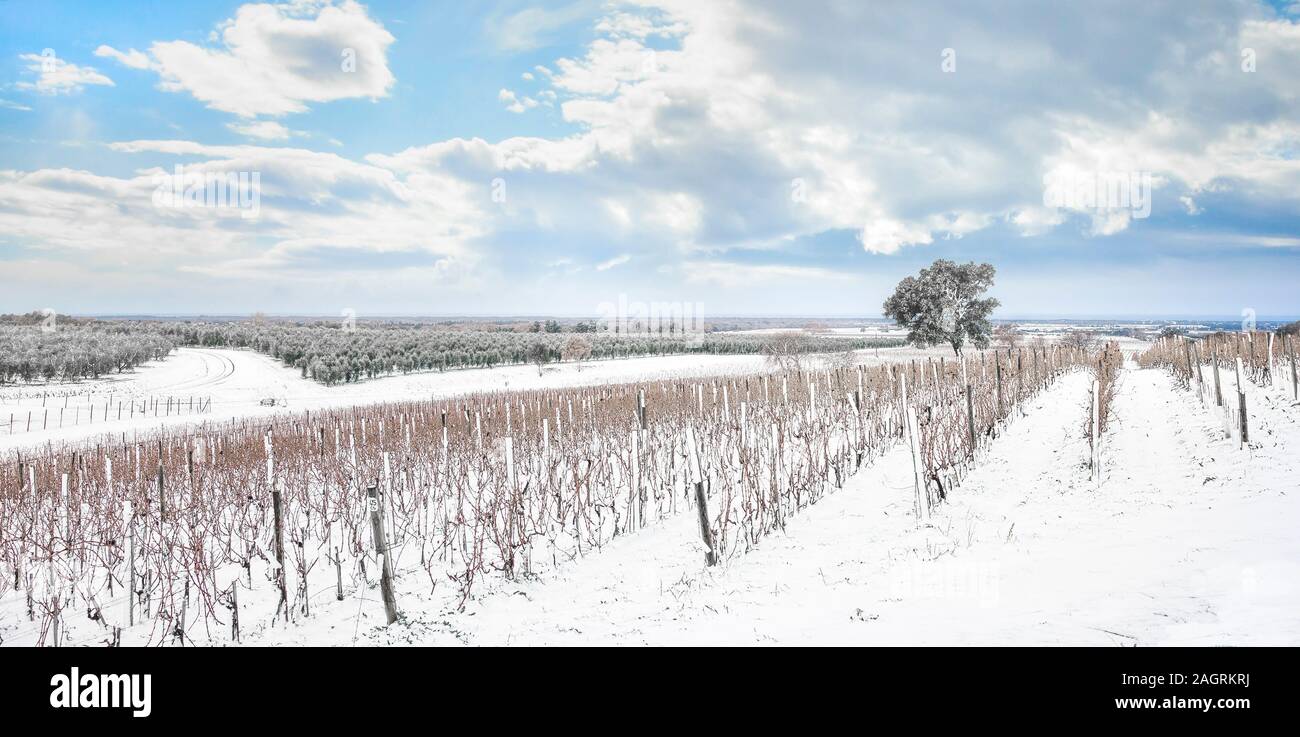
[
  {"left": 0, "top": 315, "right": 901, "bottom": 386},
  {"left": 0, "top": 324, "right": 176, "bottom": 383},
  {"left": 152, "top": 321, "right": 898, "bottom": 386}
]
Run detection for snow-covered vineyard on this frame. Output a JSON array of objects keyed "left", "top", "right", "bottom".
[{"left": 1, "top": 336, "right": 1297, "bottom": 646}]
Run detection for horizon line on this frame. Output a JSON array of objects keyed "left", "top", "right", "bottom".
[{"left": 27, "top": 312, "right": 1300, "bottom": 322}]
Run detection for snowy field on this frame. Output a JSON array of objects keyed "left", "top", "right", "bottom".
[
  {"left": 6, "top": 351, "right": 1295, "bottom": 646},
  {"left": 249, "top": 362, "right": 1292, "bottom": 646},
  {"left": 6, "top": 335, "right": 1296, "bottom": 647}
]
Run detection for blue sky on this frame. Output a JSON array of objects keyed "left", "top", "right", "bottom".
[{"left": 1, "top": 0, "right": 1298, "bottom": 319}]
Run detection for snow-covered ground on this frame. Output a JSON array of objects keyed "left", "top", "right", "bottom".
[
  {"left": 2, "top": 353, "right": 1294, "bottom": 646},
  {"left": 238, "top": 363, "right": 1297, "bottom": 646}
]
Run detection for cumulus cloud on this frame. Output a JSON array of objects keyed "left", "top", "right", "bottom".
[
  {"left": 227, "top": 120, "right": 298, "bottom": 140},
  {"left": 133, "top": 0, "right": 395, "bottom": 117},
  {"left": 94, "top": 45, "right": 151, "bottom": 70},
  {"left": 4, "top": 0, "right": 1300, "bottom": 311},
  {"left": 0, "top": 139, "right": 487, "bottom": 295},
  {"left": 498, "top": 88, "right": 539, "bottom": 114},
  {"left": 858, "top": 219, "right": 934, "bottom": 255},
  {"left": 531, "top": 0, "right": 1300, "bottom": 252},
  {"left": 15, "top": 52, "right": 113, "bottom": 94}
]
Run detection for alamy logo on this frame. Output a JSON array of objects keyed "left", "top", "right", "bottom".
[
  {"left": 152, "top": 164, "right": 261, "bottom": 219},
  {"left": 596, "top": 295, "right": 706, "bottom": 338},
  {"left": 1042, "top": 170, "right": 1152, "bottom": 219},
  {"left": 49, "top": 668, "right": 152, "bottom": 718}
]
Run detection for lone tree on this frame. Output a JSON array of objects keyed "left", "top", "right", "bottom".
[
  {"left": 993, "top": 322, "right": 1021, "bottom": 348},
  {"left": 761, "top": 331, "right": 813, "bottom": 373},
  {"left": 527, "top": 340, "right": 550, "bottom": 376},
  {"left": 882, "top": 259, "right": 999, "bottom": 357},
  {"left": 1061, "top": 329, "right": 1098, "bottom": 351},
  {"left": 562, "top": 334, "right": 592, "bottom": 370}
]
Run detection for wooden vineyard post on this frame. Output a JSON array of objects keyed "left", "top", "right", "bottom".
[
  {"left": 905, "top": 405, "right": 929, "bottom": 524},
  {"left": 1288, "top": 335, "right": 1298, "bottom": 400},
  {"left": 898, "top": 371, "right": 908, "bottom": 439},
  {"left": 1212, "top": 350, "right": 1223, "bottom": 407},
  {"left": 994, "top": 357, "right": 1004, "bottom": 418},
  {"left": 126, "top": 501, "right": 135, "bottom": 628},
  {"left": 230, "top": 583, "right": 240, "bottom": 643},
  {"left": 1091, "top": 379, "right": 1101, "bottom": 484},
  {"left": 60, "top": 472, "right": 69, "bottom": 542},
  {"left": 852, "top": 388, "right": 863, "bottom": 466},
  {"left": 693, "top": 482, "right": 715, "bottom": 567},
  {"left": 271, "top": 478, "right": 288, "bottom": 620},
  {"left": 1267, "top": 333, "right": 1275, "bottom": 386},
  {"left": 1191, "top": 343, "right": 1203, "bottom": 393},
  {"left": 1015, "top": 350, "right": 1024, "bottom": 411},
  {"left": 1235, "top": 357, "right": 1248, "bottom": 447},
  {"left": 965, "top": 384, "right": 976, "bottom": 458},
  {"left": 685, "top": 427, "right": 715, "bottom": 566},
  {"left": 629, "top": 430, "right": 640, "bottom": 532},
  {"left": 367, "top": 483, "right": 400, "bottom": 624},
  {"left": 333, "top": 547, "right": 344, "bottom": 601},
  {"left": 504, "top": 437, "right": 529, "bottom": 576},
  {"left": 157, "top": 457, "right": 166, "bottom": 522},
  {"left": 1238, "top": 390, "right": 1249, "bottom": 447}
]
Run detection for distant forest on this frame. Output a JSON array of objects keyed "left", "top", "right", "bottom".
[{"left": 0, "top": 313, "right": 899, "bottom": 386}]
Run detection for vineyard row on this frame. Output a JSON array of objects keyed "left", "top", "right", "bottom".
[{"left": 1, "top": 345, "right": 1095, "bottom": 645}]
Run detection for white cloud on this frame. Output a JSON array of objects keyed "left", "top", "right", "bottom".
[
  {"left": 5, "top": 1, "right": 1300, "bottom": 311},
  {"left": 530, "top": 1, "right": 1300, "bottom": 250},
  {"left": 1007, "top": 206, "right": 1066, "bottom": 236},
  {"left": 227, "top": 120, "right": 298, "bottom": 140},
  {"left": 0, "top": 140, "right": 487, "bottom": 292},
  {"left": 596, "top": 253, "right": 630, "bottom": 271},
  {"left": 498, "top": 88, "right": 539, "bottom": 114},
  {"left": 94, "top": 45, "right": 151, "bottom": 70},
  {"left": 0, "top": 98, "right": 34, "bottom": 111},
  {"left": 15, "top": 52, "right": 114, "bottom": 94},
  {"left": 646, "top": 192, "right": 702, "bottom": 236},
  {"left": 858, "top": 219, "right": 934, "bottom": 255},
  {"left": 140, "top": 0, "right": 395, "bottom": 117},
  {"left": 485, "top": 2, "right": 599, "bottom": 52},
  {"left": 594, "top": 10, "right": 688, "bottom": 40}
]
